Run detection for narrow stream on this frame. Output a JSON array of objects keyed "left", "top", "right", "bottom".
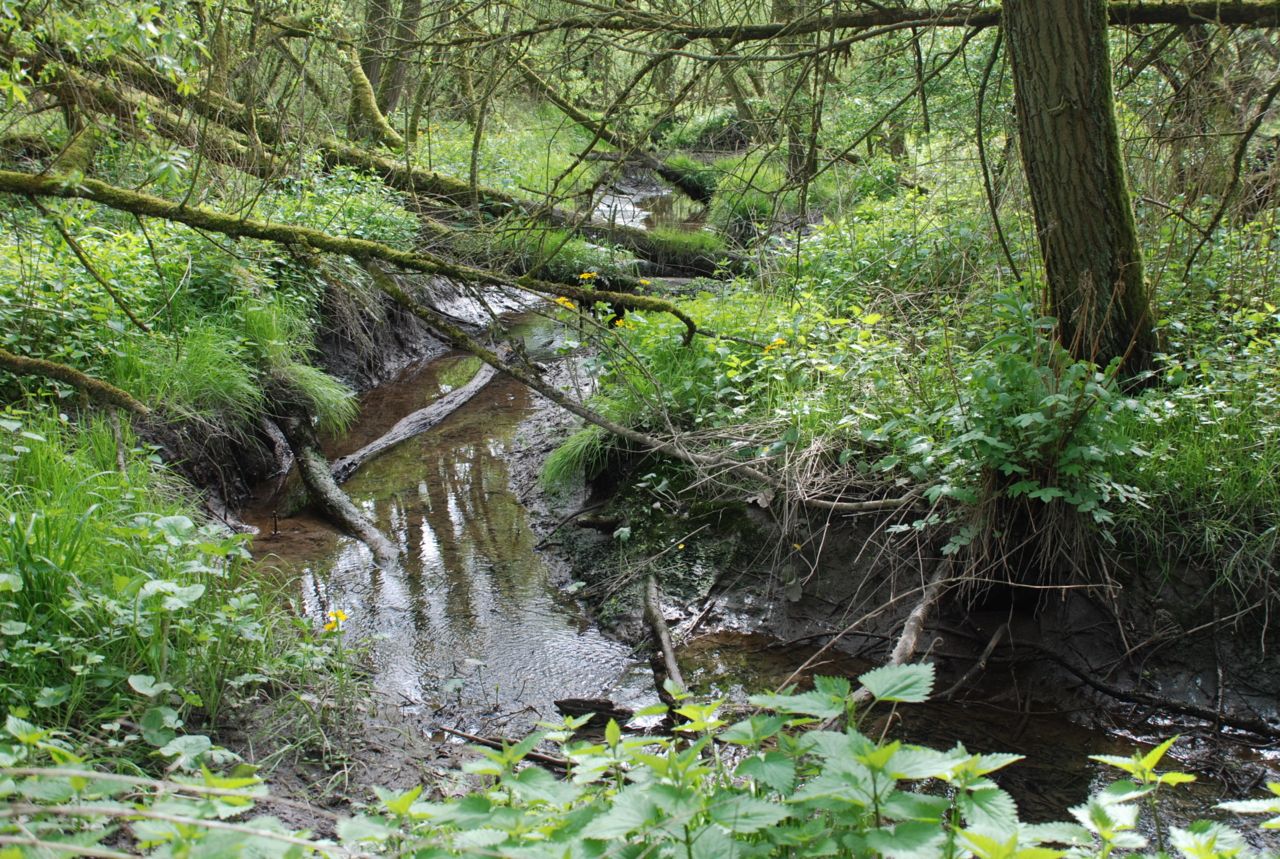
[
  {"left": 247, "top": 189, "right": 1277, "bottom": 842},
  {"left": 249, "top": 319, "right": 653, "bottom": 731}
]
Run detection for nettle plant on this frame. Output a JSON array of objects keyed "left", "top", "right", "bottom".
[
  {"left": 5, "top": 663, "right": 1279, "bottom": 857},
  {"left": 876, "top": 294, "right": 1147, "bottom": 552}
]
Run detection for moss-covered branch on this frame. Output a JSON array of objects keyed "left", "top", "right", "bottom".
[
  {"left": 0, "top": 168, "right": 698, "bottom": 342},
  {"left": 0, "top": 347, "right": 151, "bottom": 416},
  {"left": 340, "top": 45, "right": 404, "bottom": 149}
]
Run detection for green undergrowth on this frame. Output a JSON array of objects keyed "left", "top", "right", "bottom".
[
  {"left": 0, "top": 410, "right": 331, "bottom": 750},
  {"left": 4, "top": 663, "right": 1278, "bottom": 857},
  {"left": 454, "top": 221, "right": 640, "bottom": 283},
  {"left": 0, "top": 150, "right": 419, "bottom": 435},
  {"left": 551, "top": 188, "right": 1279, "bottom": 600},
  {"left": 410, "top": 102, "right": 603, "bottom": 203}
]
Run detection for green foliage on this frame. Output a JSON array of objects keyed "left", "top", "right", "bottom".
[
  {"left": 662, "top": 153, "right": 721, "bottom": 200},
  {"left": 874, "top": 294, "right": 1147, "bottom": 545},
  {"left": 0, "top": 410, "right": 313, "bottom": 739},
  {"left": 465, "top": 223, "right": 640, "bottom": 283},
  {"left": 411, "top": 103, "right": 602, "bottom": 201},
  {"left": 5, "top": 663, "right": 1276, "bottom": 857}
]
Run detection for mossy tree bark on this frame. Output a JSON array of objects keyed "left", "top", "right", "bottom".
[{"left": 1004, "top": 0, "right": 1156, "bottom": 375}]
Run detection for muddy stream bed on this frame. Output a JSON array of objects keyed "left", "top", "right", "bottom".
[{"left": 245, "top": 186, "right": 1278, "bottom": 840}]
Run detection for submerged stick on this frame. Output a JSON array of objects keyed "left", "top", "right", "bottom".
[
  {"left": 644, "top": 575, "right": 686, "bottom": 693},
  {"left": 331, "top": 364, "right": 497, "bottom": 483},
  {"left": 852, "top": 558, "right": 951, "bottom": 706},
  {"left": 289, "top": 436, "right": 399, "bottom": 566}
]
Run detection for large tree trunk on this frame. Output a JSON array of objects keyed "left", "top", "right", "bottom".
[{"left": 1004, "top": 0, "right": 1156, "bottom": 375}]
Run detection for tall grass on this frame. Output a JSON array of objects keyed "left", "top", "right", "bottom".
[{"left": 0, "top": 410, "right": 303, "bottom": 736}]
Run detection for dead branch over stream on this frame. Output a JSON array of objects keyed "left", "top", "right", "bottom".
[{"left": 330, "top": 364, "right": 498, "bottom": 483}]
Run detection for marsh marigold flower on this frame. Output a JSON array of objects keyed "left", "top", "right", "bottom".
[
  {"left": 323, "top": 608, "right": 349, "bottom": 632},
  {"left": 554, "top": 296, "right": 577, "bottom": 310},
  {"left": 763, "top": 337, "right": 787, "bottom": 353},
  {"left": 578, "top": 271, "right": 598, "bottom": 281}
]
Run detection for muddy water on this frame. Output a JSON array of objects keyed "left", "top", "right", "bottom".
[{"left": 249, "top": 318, "right": 652, "bottom": 730}]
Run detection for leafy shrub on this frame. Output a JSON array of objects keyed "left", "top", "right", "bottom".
[
  {"left": 0, "top": 411, "right": 305, "bottom": 738},
  {"left": 4, "top": 663, "right": 1277, "bottom": 857}
]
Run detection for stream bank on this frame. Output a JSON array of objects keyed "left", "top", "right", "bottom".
[{"left": 219, "top": 178, "right": 1277, "bottom": 843}]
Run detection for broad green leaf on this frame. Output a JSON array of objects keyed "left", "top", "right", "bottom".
[
  {"left": 507, "top": 765, "right": 581, "bottom": 807},
  {"left": 452, "top": 828, "right": 508, "bottom": 849},
  {"left": 375, "top": 784, "right": 422, "bottom": 816},
  {"left": 736, "top": 752, "right": 796, "bottom": 794},
  {"left": 748, "top": 689, "right": 844, "bottom": 720},
  {"left": 857, "top": 663, "right": 935, "bottom": 703},
  {"left": 128, "top": 674, "right": 174, "bottom": 697},
  {"left": 688, "top": 824, "right": 742, "bottom": 859},
  {"left": 963, "top": 786, "right": 1019, "bottom": 834},
  {"left": 4, "top": 715, "right": 46, "bottom": 744},
  {"left": 581, "top": 787, "right": 656, "bottom": 839},
  {"left": 1138, "top": 735, "right": 1178, "bottom": 771},
  {"left": 708, "top": 795, "right": 791, "bottom": 833},
  {"left": 337, "top": 814, "right": 398, "bottom": 844},
  {"left": 158, "top": 734, "right": 212, "bottom": 769},
  {"left": 864, "top": 821, "right": 945, "bottom": 859}
]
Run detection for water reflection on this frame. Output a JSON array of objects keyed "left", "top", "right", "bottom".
[{"left": 251, "top": 343, "right": 642, "bottom": 729}]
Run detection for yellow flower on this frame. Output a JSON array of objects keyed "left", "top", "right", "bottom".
[
  {"left": 323, "top": 621, "right": 338, "bottom": 632},
  {"left": 638, "top": 279, "right": 652, "bottom": 286},
  {"left": 578, "top": 271, "right": 598, "bottom": 281},
  {"left": 677, "top": 543, "right": 685, "bottom": 550},
  {"left": 554, "top": 296, "right": 577, "bottom": 311},
  {"left": 323, "top": 608, "right": 348, "bottom": 632},
  {"left": 792, "top": 543, "right": 802, "bottom": 550},
  {"left": 763, "top": 337, "right": 787, "bottom": 353}
]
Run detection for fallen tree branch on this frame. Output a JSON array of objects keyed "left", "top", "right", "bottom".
[
  {"left": 0, "top": 169, "right": 699, "bottom": 344},
  {"left": 436, "top": 726, "right": 568, "bottom": 769},
  {"left": 0, "top": 169, "right": 919, "bottom": 519},
  {"left": 466, "top": 2, "right": 1280, "bottom": 45},
  {"left": 0, "top": 347, "right": 151, "bottom": 416},
  {"left": 644, "top": 574, "right": 686, "bottom": 695},
  {"left": 853, "top": 558, "right": 952, "bottom": 705},
  {"left": 331, "top": 363, "right": 497, "bottom": 482},
  {"left": 274, "top": 406, "right": 399, "bottom": 566},
  {"left": 939, "top": 622, "right": 1007, "bottom": 700},
  {"left": 1023, "top": 641, "right": 1279, "bottom": 738}
]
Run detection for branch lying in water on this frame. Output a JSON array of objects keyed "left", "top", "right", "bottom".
[{"left": 330, "top": 364, "right": 498, "bottom": 483}]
